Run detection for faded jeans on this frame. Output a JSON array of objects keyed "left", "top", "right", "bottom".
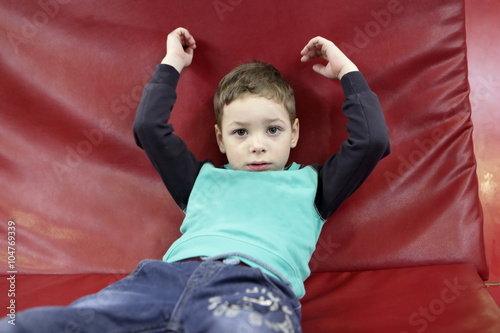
[{"left": 0, "top": 258, "right": 302, "bottom": 332}]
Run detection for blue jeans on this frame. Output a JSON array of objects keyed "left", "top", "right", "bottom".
[{"left": 0, "top": 259, "right": 302, "bottom": 332}]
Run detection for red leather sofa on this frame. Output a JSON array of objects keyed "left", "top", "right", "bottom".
[{"left": 1, "top": 0, "right": 499, "bottom": 331}]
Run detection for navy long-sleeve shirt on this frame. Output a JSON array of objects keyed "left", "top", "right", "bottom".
[{"left": 133, "top": 64, "right": 390, "bottom": 298}]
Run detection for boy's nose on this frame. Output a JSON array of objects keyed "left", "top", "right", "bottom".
[{"left": 250, "top": 135, "right": 267, "bottom": 153}]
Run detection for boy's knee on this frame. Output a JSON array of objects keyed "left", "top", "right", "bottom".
[
  {"left": 0, "top": 320, "right": 16, "bottom": 333},
  {"left": 0, "top": 307, "right": 85, "bottom": 333}
]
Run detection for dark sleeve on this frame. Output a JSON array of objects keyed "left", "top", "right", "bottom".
[
  {"left": 313, "top": 71, "right": 391, "bottom": 220},
  {"left": 133, "top": 64, "right": 205, "bottom": 211}
]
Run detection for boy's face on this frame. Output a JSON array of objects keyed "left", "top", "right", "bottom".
[{"left": 215, "top": 94, "right": 299, "bottom": 171}]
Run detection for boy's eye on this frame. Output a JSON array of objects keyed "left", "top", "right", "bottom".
[
  {"left": 234, "top": 129, "right": 247, "bottom": 136},
  {"left": 268, "top": 126, "right": 281, "bottom": 135}
]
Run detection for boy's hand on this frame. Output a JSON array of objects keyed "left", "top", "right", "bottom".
[
  {"left": 300, "top": 36, "right": 358, "bottom": 80},
  {"left": 161, "top": 27, "right": 197, "bottom": 73}
]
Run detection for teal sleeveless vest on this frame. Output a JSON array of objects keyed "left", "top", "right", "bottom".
[{"left": 163, "top": 162, "right": 325, "bottom": 298}]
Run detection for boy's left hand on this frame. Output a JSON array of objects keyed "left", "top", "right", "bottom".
[{"left": 300, "top": 36, "right": 358, "bottom": 80}]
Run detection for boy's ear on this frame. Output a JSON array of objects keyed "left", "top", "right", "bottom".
[
  {"left": 291, "top": 118, "right": 300, "bottom": 148},
  {"left": 214, "top": 124, "right": 226, "bottom": 154}
]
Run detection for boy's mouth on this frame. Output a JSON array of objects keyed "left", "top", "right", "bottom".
[{"left": 248, "top": 162, "right": 271, "bottom": 171}]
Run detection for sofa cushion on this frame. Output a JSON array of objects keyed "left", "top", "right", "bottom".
[{"left": 302, "top": 264, "right": 500, "bottom": 332}]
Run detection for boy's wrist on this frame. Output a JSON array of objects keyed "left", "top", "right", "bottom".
[
  {"left": 161, "top": 54, "right": 184, "bottom": 74},
  {"left": 338, "top": 63, "right": 359, "bottom": 80}
]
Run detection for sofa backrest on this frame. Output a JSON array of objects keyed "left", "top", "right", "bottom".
[{"left": 0, "top": 0, "right": 487, "bottom": 279}]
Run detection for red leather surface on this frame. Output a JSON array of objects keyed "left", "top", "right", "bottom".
[
  {"left": 465, "top": 0, "right": 500, "bottom": 283},
  {"left": 0, "top": 0, "right": 496, "bottom": 331},
  {"left": 301, "top": 264, "right": 500, "bottom": 332}
]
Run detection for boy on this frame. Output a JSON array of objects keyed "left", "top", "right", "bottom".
[{"left": 1, "top": 27, "right": 389, "bottom": 332}]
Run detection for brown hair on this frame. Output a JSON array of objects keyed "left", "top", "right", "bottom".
[{"left": 213, "top": 61, "right": 295, "bottom": 127}]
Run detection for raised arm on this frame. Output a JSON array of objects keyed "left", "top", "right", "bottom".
[
  {"left": 133, "top": 28, "right": 204, "bottom": 211},
  {"left": 301, "top": 36, "right": 391, "bottom": 220}
]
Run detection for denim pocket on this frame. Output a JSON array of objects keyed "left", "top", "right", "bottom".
[{"left": 253, "top": 267, "right": 303, "bottom": 315}]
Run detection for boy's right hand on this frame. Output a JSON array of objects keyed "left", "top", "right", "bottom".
[{"left": 161, "top": 27, "right": 196, "bottom": 73}]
